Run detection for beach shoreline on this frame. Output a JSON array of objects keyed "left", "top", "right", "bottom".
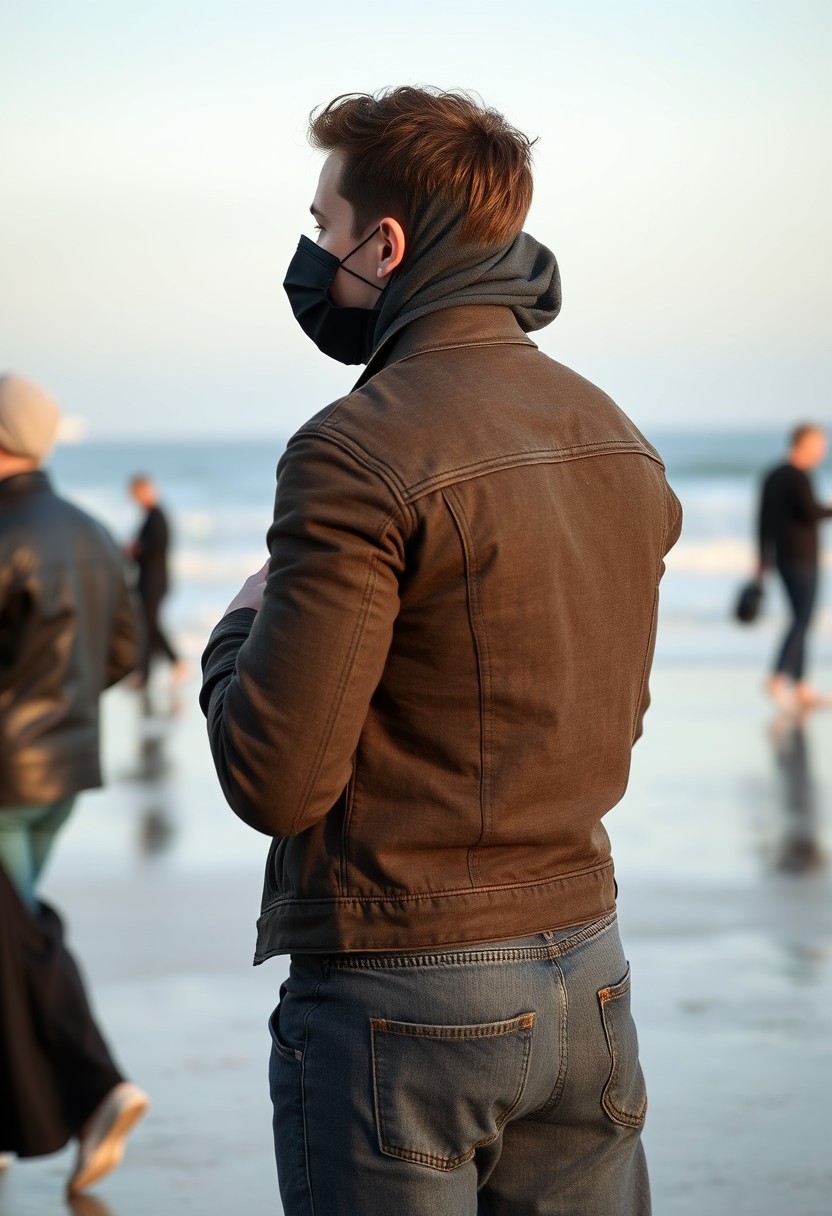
[{"left": 1, "top": 663, "right": 830, "bottom": 1215}]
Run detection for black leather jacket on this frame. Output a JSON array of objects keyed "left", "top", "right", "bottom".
[{"left": 0, "top": 471, "right": 139, "bottom": 806}]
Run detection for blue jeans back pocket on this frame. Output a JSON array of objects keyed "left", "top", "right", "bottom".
[
  {"left": 598, "top": 965, "right": 648, "bottom": 1128},
  {"left": 370, "top": 1012, "right": 535, "bottom": 1171}
]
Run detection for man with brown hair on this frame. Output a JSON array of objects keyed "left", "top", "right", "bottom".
[{"left": 201, "top": 88, "right": 681, "bottom": 1215}]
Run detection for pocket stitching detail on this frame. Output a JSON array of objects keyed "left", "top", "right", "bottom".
[
  {"left": 598, "top": 971, "right": 647, "bottom": 1129},
  {"left": 371, "top": 1013, "right": 535, "bottom": 1170},
  {"left": 268, "top": 1012, "right": 303, "bottom": 1064},
  {"left": 371, "top": 1012, "right": 534, "bottom": 1039}
]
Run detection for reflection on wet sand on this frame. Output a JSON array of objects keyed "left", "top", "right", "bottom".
[
  {"left": 67, "top": 1193, "right": 116, "bottom": 1216},
  {"left": 769, "top": 710, "right": 826, "bottom": 874},
  {"left": 121, "top": 708, "right": 178, "bottom": 859},
  {"left": 136, "top": 725, "right": 176, "bottom": 858},
  {"left": 0, "top": 1172, "right": 118, "bottom": 1216}
]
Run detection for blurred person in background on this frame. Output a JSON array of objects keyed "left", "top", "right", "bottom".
[
  {"left": 0, "top": 372, "right": 149, "bottom": 1196},
  {"left": 201, "top": 87, "right": 681, "bottom": 1216},
  {"left": 759, "top": 423, "right": 832, "bottom": 711},
  {"left": 127, "top": 473, "right": 187, "bottom": 689}
]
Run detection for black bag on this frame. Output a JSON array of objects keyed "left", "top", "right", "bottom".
[{"left": 734, "top": 578, "right": 764, "bottom": 624}]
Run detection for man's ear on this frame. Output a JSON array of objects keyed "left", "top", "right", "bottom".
[{"left": 376, "top": 218, "right": 406, "bottom": 281}]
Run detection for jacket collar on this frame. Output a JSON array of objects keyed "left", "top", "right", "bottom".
[
  {"left": 353, "top": 306, "right": 538, "bottom": 391},
  {"left": 0, "top": 469, "right": 52, "bottom": 502}
]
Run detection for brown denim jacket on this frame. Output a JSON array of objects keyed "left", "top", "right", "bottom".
[{"left": 201, "top": 306, "right": 682, "bottom": 960}]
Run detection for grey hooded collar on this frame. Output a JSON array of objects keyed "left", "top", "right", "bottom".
[{"left": 356, "top": 197, "right": 561, "bottom": 387}]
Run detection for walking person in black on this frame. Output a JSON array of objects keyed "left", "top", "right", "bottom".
[
  {"left": 127, "top": 475, "right": 186, "bottom": 688},
  {"left": 759, "top": 423, "right": 832, "bottom": 711}
]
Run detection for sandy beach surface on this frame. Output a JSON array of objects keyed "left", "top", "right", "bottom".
[{"left": 1, "top": 659, "right": 830, "bottom": 1216}]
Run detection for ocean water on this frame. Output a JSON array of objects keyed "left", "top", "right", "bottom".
[{"left": 48, "top": 429, "right": 832, "bottom": 667}]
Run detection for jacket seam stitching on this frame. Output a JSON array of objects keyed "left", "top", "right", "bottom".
[
  {"left": 403, "top": 445, "right": 665, "bottom": 502},
  {"left": 630, "top": 584, "right": 659, "bottom": 746},
  {"left": 304, "top": 426, "right": 405, "bottom": 499},
  {"left": 390, "top": 337, "right": 536, "bottom": 362},
  {"left": 305, "top": 426, "right": 418, "bottom": 537},
  {"left": 299, "top": 407, "right": 663, "bottom": 515},
  {"left": 443, "top": 487, "right": 494, "bottom": 886},
  {"left": 258, "top": 859, "right": 614, "bottom": 912},
  {"left": 660, "top": 476, "right": 670, "bottom": 552},
  {"left": 339, "top": 766, "right": 357, "bottom": 897},
  {"left": 356, "top": 334, "right": 537, "bottom": 383}
]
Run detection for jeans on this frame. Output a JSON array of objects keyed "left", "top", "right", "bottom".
[
  {"left": 269, "top": 913, "right": 649, "bottom": 1216},
  {"left": 774, "top": 564, "right": 818, "bottom": 681},
  {"left": 0, "top": 798, "right": 75, "bottom": 912}
]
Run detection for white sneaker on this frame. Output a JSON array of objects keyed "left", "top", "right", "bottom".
[{"left": 66, "top": 1082, "right": 149, "bottom": 1195}]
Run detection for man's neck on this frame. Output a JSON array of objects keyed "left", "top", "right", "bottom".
[{"left": 0, "top": 456, "right": 39, "bottom": 482}]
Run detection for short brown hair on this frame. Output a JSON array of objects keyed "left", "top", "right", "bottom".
[
  {"left": 308, "top": 87, "right": 535, "bottom": 248},
  {"left": 790, "top": 422, "right": 824, "bottom": 447}
]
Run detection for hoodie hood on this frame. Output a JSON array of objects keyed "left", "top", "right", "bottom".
[{"left": 366, "top": 196, "right": 561, "bottom": 373}]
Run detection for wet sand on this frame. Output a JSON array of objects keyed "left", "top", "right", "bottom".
[{"left": 1, "top": 663, "right": 830, "bottom": 1216}]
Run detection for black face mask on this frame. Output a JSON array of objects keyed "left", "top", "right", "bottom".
[{"left": 283, "top": 229, "right": 385, "bottom": 366}]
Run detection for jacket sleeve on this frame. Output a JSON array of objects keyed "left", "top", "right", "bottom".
[
  {"left": 200, "top": 429, "right": 406, "bottom": 837},
  {"left": 633, "top": 480, "right": 682, "bottom": 744},
  {"left": 758, "top": 476, "right": 775, "bottom": 569},
  {"left": 105, "top": 563, "right": 141, "bottom": 687},
  {"left": 0, "top": 560, "right": 27, "bottom": 676},
  {"left": 793, "top": 470, "right": 832, "bottom": 524},
  {"left": 0, "top": 560, "right": 11, "bottom": 619}
]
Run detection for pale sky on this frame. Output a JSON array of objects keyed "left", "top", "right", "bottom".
[{"left": 1, "top": 0, "right": 830, "bottom": 438}]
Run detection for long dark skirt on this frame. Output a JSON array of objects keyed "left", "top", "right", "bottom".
[{"left": 0, "top": 864, "right": 123, "bottom": 1157}]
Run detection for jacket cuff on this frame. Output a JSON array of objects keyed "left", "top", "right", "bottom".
[{"left": 199, "top": 607, "right": 256, "bottom": 718}]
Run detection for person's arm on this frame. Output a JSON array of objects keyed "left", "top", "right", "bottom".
[
  {"left": 146, "top": 508, "right": 169, "bottom": 556},
  {"left": 792, "top": 468, "right": 832, "bottom": 523},
  {"left": 200, "top": 430, "right": 405, "bottom": 837},
  {"left": 757, "top": 475, "right": 775, "bottom": 576},
  {"left": 132, "top": 508, "right": 168, "bottom": 563}
]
